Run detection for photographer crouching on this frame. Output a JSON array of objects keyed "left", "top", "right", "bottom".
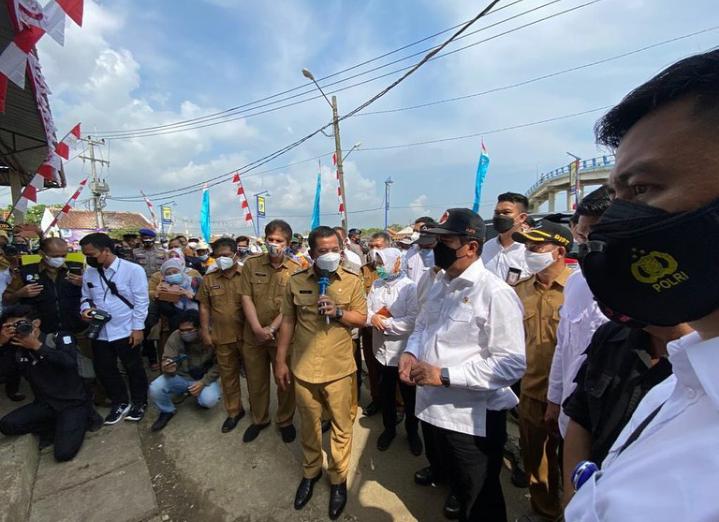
[{"left": 0, "top": 305, "right": 101, "bottom": 462}]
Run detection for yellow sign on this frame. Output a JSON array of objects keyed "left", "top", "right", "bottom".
[
  {"left": 257, "top": 195, "right": 266, "bottom": 217},
  {"left": 161, "top": 205, "right": 172, "bottom": 224}
]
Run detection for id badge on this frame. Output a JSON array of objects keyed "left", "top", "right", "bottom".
[{"left": 506, "top": 267, "right": 522, "bottom": 286}]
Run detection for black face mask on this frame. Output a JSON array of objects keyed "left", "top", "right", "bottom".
[
  {"left": 86, "top": 256, "right": 101, "bottom": 268},
  {"left": 492, "top": 215, "right": 515, "bottom": 234},
  {"left": 580, "top": 197, "right": 719, "bottom": 326},
  {"left": 143, "top": 240, "right": 154, "bottom": 248},
  {"left": 433, "top": 241, "right": 460, "bottom": 270}
]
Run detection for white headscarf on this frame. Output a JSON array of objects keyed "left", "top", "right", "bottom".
[{"left": 376, "top": 248, "right": 403, "bottom": 279}]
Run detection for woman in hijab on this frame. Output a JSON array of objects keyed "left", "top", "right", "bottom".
[
  {"left": 366, "top": 247, "right": 422, "bottom": 455},
  {"left": 152, "top": 258, "right": 201, "bottom": 333}
]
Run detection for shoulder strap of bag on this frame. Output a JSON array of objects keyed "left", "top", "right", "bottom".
[{"left": 98, "top": 262, "right": 134, "bottom": 310}]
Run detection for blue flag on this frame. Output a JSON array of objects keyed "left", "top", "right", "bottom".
[
  {"left": 310, "top": 170, "right": 321, "bottom": 231},
  {"left": 472, "top": 141, "right": 490, "bottom": 214},
  {"left": 200, "top": 185, "right": 211, "bottom": 243}
]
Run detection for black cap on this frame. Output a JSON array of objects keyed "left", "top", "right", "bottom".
[
  {"left": 512, "top": 221, "right": 573, "bottom": 248},
  {"left": 348, "top": 228, "right": 362, "bottom": 237},
  {"left": 413, "top": 220, "right": 439, "bottom": 246},
  {"left": 425, "top": 209, "right": 485, "bottom": 240}
]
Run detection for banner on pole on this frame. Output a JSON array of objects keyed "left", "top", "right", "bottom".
[
  {"left": 257, "top": 195, "right": 266, "bottom": 217},
  {"left": 472, "top": 140, "right": 490, "bottom": 214},
  {"left": 161, "top": 205, "right": 172, "bottom": 224}
]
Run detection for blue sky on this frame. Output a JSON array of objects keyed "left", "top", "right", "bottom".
[{"left": 34, "top": 0, "right": 719, "bottom": 236}]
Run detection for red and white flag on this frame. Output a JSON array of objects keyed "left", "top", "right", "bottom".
[
  {"left": 56, "top": 0, "right": 84, "bottom": 27},
  {"left": 12, "top": 173, "right": 46, "bottom": 214},
  {"left": 332, "top": 152, "right": 345, "bottom": 218},
  {"left": 54, "top": 123, "right": 81, "bottom": 160},
  {"left": 0, "top": 25, "right": 45, "bottom": 87},
  {"left": 43, "top": 177, "right": 88, "bottom": 232},
  {"left": 232, "top": 172, "right": 254, "bottom": 226},
  {"left": 141, "top": 191, "right": 158, "bottom": 230}
]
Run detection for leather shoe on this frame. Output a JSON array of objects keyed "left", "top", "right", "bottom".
[
  {"left": 6, "top": 392, "right": 25, "bottom": 402},
  {"left": 280, "top": 424, "right": 296, "bottom": 443},
  {"left": 328, "top": 481, "right": 347, "bottom": 520},
  {"left": 362, "top": 401, "right": 380, "bottom": 416},
  {"left": 414, "top": 466, "right": 439, "bottom": 487},
  {"left": 151, "top": 411, "right": 175, "bottom": 432},
  {"left": 294, "top": 472, "right": 322, "bottom": 510},
  {"left": 221, "top": 410, "right": 245, "bottom": 433},
  {"left": 443, "top": 493, "right": 461, "bottom": 520},
  {"left": 407, "top": 432, "right": 423, "bottom": 456},
  {"left": 377, "top": 430, "right": 395, "bottom": 451},
  {"left": 242, "top": 422, "right": 270, "bottom": 443}
]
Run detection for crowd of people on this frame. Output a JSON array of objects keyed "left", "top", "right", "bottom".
[{"left": 0, "top": 50, "right": 717, "bottom": 522}]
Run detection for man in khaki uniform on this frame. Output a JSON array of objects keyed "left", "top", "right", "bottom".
[
  {"left": 132, "top": 228, "right": 167, "bottom": 278},
  {"left": 275, "top": 226, "right": 367, "bottom": 521},
  {"left": 239, "top": 219, "right": 300, "bottom": 444},
  {"left": 197, "top": 237, "right": 246, "bottom": 433},
  {"left": 511, "top": 221, "right": 574, "bottom": 522}
]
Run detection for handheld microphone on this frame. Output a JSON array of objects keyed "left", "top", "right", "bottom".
[{"left": 318, "top": 269, "right": 331, "bottom": 325}]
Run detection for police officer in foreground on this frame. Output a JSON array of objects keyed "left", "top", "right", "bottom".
[
  {"left": 565, "top": 49, "right": 719, "bottom": 521},
  {"left": 132, "top": 228, "right": 167, "bottom": 278},
  {"left": 275, "top": 226, "right": 367, "bottom": 520}
]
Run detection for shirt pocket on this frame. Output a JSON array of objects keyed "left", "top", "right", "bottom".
[
  {"left": 208, "top": 286, "right": 226, "bottom": 310},
  {"left": 523, "top": 309, "right": 538, "bottom": 349},
  {"left": 294, "top": 292, "right": 318, "bottom": 317}
]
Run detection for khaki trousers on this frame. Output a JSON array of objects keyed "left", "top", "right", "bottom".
[
  {"left": 215, "top": 341, "right": 244, "bottom": 417},
  {"left": 295, "top": 374, "right": 354, "bottom": 484},
  {"left": 519, "top": 394, "right": 561, "bottom": 520},
  {"left": 242, "top": 342, "right": 294, "bottom": 427}
]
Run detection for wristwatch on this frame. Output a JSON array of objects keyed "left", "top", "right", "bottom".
[
  {"left": 440, "top": 368, "right": 450, "bottom": 387},
  {"left": 334, "top": 308, "right": 344, "bottom": 321}
]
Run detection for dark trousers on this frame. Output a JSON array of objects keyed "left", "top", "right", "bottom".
[
  {"left": 92, "top": 337, "right": 148, "bottom": 406},
  {"left": 0, "top": 401, "right": 89, "bottom": 462},
  {"left": 423, "top": 411, "right": 508, "bottom": 522},
  {"left": 378, "top": 363, "right": 417, "bottom": 435},
  {"left": 4, "top": 372, "right": 21, "bottom": 396},
  {"left": 360, "top": 327, "right": 381, "bottom": 403}
]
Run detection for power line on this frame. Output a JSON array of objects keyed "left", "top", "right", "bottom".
[
  {"left": 92, "top": 0, "right": 528, "bottom": 137},
  {"left": 98, "top": 0, "right": 592, "bottom": 140},
  {"left": 108, "top": 1, "right": 504, "bottom": 202}
]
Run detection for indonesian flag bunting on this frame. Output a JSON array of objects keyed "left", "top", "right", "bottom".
[
  {"left": 231, "top": 172, "right": 254, "bottom": 226},
  {"left": 54, "top": 123, "right": 81, "bottom": 160},
  {"left": 332, "top": 152, "right": 345, "bottom": 216},
  {"left": 12, "top": 173, "right": 46, "bottom": 214},
  {"left": 42, "top": 1, "right": 67, "bottom": 46},
  {"left": 57, "top": 0, "right": 84, "bottom": 27},
  {"left": 43, "top": 177, "right": 88, "bottom": 232},
  {"left": 0, "top": 25, "right": 45, "bottom": 88},
  {"left": 140, "top": 191, "right": 158, "bottom": 230}
]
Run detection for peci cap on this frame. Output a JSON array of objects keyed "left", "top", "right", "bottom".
[
  {"left": 425, "top": 208, "right": 486, "bottom": 241},
  {"left": 513, "top": 220, "right": 573, "bottom": 248},
  {"left": 139, "top": 228, "right": 156, "bottom": 238}
]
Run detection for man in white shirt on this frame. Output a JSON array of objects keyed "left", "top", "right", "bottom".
[
  {"left": 545, "top": 187, "right": 610, "bottom": 438},
  {"left": 332, "top": 226, "right": 362, "bottom": 272},
  {"left": 566, "top": 49, "right": 719, "bottom": 522},
  {"left": 403, "top": 221, "right": 437, "bottom": 284},
  {"left": 481, "top": 192, "right": 531, "bottom": 285},
  {"left": 400, "top": 208, "right": 526, "bottom": 522},
  {"left": 80, "top": 233, "right": 150, "bottom": 425}
]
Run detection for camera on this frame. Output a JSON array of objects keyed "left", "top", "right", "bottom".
[
  {"left": 85, "top": 309, "right": 112, "bottom": 340},
  {"left": 14, "top": 319, "right": 34, "bottom": 337}
]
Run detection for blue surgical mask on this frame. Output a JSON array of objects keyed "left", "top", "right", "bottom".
[{"left": 165, "top": 273, "right": 184, "bottom": 285}]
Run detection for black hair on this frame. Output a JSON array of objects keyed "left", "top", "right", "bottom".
[
  {"left": 497, "top": 192, "right": 529, "bottom": 211},
  {"left": 348, "top": 228, "right": 362, "bottom": 236},
  {"left": 370, "top": 231, "right": 391, "bottom": 245},
  {"left": 212, "top": 237, "right": 236, "bottom": 254},
  {"left": 122, "top": 233, "right": 138, "bottom": 239},
  {"left": 39, "top": 237, "right": 66, "bottom": 251},
  {"left": 570, "top": 212, "right": 579, "bottom": 225},
  {"left": 79, "top": 232, "right": 114, "bottom": 252},
  {"left": 235, "top": 235, "right": 250, "bottom": 244},
  {"left": 264, "top": 220, "right": 292, "bottom": 243},
  {"left": 596, "top": 49, "right": 719, "bottom": 149},
  {"left": 414, "top": 216, "right": 434, "bottom": 225},
  {"left": 309, "top": 226, "right": 341, "bottom": 252},
  {"left": 1, "top": 304, "right": 37, "bottom": 323},
  {"left": 176, "top": 309, "right": 200, "bottom": 328},
  {"left": 577, "top": 185, "right": 611, "bottom": 217}
]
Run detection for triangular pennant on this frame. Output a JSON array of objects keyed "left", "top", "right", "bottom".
[{"left": 57, "top": 0, "right": 83, "bottom": 26}]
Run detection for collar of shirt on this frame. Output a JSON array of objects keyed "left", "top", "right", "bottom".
[
  {"left": 668, "top": 331, "right": 719, "bottom": 411},
  {"left": 104, "top": 256, "right": 121, "bottom": 277},
  {"left": 438, "top": 257, "right": 486, "bottom": 289},
  {"left": 493, "top": 236, "right": 524, "bottom": 253},
  {"left": 261, "top": 254, "right": 293, "bottom": 270},
  {"left": 528, "top": 265, "right": 571, "bottom": 290}
]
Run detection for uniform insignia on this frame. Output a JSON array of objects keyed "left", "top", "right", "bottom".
[
  {"left": 211, "top": 284, "right": 220, "bottom": 289},
  {"left": 254, "top": 272, "right": 267, "bottom": 277},
  {"left": 299, "top": 290, "right": 313, "bottom": 294}
]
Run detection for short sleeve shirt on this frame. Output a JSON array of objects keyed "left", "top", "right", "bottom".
[
  {"left": 196, "top": 266, "right": 244, "bottom": 344},
  {"left": 238, "top": 254, "right": 300, "bottom": 346},
  {"left": 282, "top": 266, "right": 367, "bottom": 383}
]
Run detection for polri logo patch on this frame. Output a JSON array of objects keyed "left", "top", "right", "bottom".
[{"left": 630, "top": 249, "right": 688, "bottom": 293}]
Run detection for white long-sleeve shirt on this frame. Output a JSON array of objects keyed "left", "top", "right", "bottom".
[
  {"left": 81, "top": 257, "right": 149, "bottom": 342},
  {"left": 416, "top": 267, "right": 441, "bottom": 311},
  {"left": 547, "top": 270, "right": 607, "bottom": 436},
  {"left": 566, "top": 331, "right": 719, "bottom": 522},
  {"left": 366, "top": 274, "right": 418, "bottom": 366},
  {"left": 403, "top": 245, "right": 434, "bottom": 284},
  {"left": 480, "top": 236, "right": 531, "bottom": 283},
  {"left": 405, "top": 259, "right": 526, "bottom": 437}
]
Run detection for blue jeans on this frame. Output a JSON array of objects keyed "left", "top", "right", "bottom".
[{"left": 149, "top": 375, "right": 221, "bottom": 413}]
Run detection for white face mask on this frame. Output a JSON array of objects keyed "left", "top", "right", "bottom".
[
  {"left": 525, "top": 249, "right": 556, "bottom": 274},
  {"left": 267, "top": 243, "right": 283, "bottom": 258},
  {"left": 45, "top": 256, "right": 66, "bottom": 268},
  {"left": 216, "top": 256, "right": 236, "bottom": 271},
  {"left": 315, "top": 252, "right": 341, "bottom": 273}
]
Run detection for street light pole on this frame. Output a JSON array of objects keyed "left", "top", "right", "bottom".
[
  {"left": 384, "top": 177, "right": 393, "bottom": 231},
  {"left": 303, "top": 68, "right": 349, "bottom": 230}
]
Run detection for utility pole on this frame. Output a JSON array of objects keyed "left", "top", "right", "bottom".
[
  {"left": 384, "top": 177, "right": 393, "bottom": 231},
  {"left": 79, "top": 136, "right": 110, "bottom": 229},
  {"left": 331, "top": 96, "right": 348, "bottom": 231}
]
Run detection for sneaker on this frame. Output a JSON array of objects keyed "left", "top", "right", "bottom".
[
  {"left": 104, "top": 403, "right": 130, "bottom": 425},
  {"left": 124, "top": 403, "right": 147, "bottom": 422},
  {"left": 150, "top": 411, "right": 175, "bottom": 432}
]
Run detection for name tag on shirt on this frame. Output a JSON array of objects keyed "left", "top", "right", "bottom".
[{"left": 506, "top": 267, "right": 522, "bottom": 286}]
